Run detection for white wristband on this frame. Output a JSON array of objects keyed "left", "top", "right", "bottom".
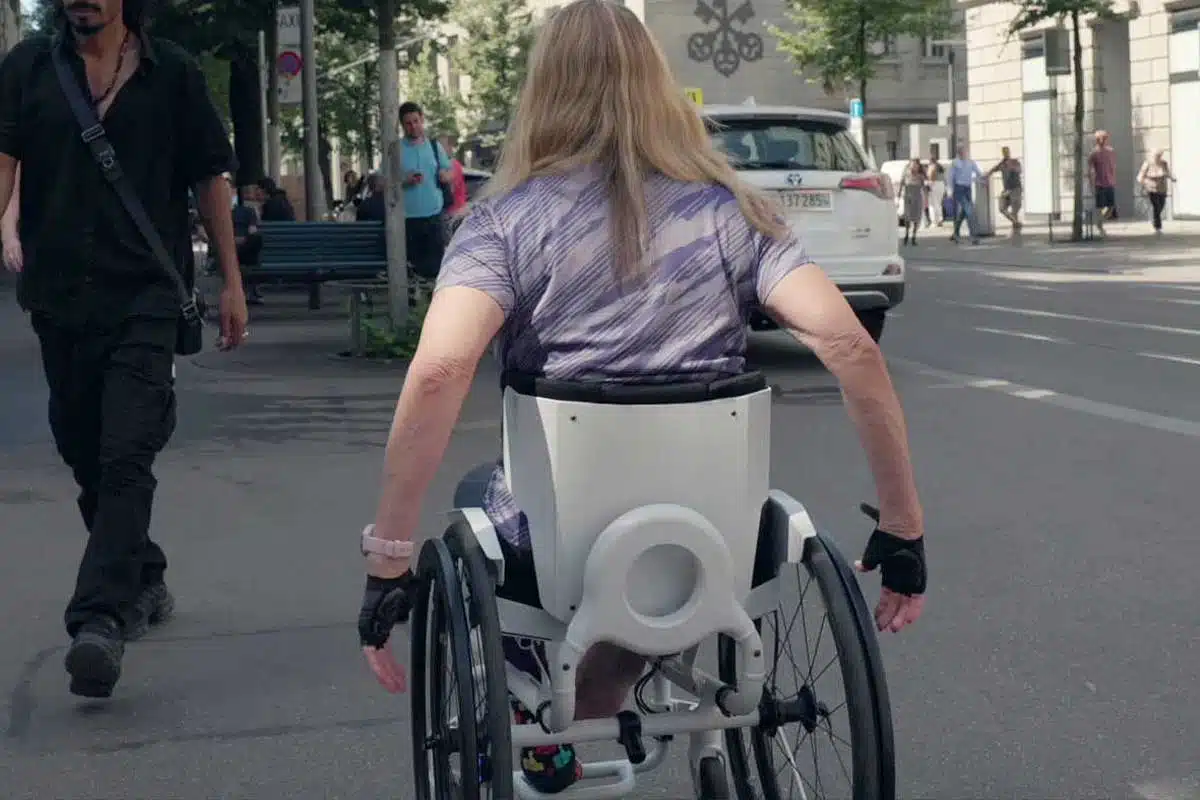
[{"left": 361, "top": 524, "right": 414, "bottom": 560}]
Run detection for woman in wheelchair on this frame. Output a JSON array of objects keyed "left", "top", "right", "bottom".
[{"left": 356, "top": 0, "right": 927, "bottom": 794}]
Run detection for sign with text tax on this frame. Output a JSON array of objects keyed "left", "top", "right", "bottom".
[{"left": 276, "top": 6, "right": 302, "bottom": 106}]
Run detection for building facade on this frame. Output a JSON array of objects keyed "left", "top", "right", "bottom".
[
  {"left": 0, "top": 0, "right": 21, "bottom": 57},
  {"left": 425, "top": 0, "right": 965, "bottom": 166},
  {"left": 962, "top": 0, "right": 1197, "bottom": 221}
]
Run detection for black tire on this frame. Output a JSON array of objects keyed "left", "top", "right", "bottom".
[
  {"left": 444, "top": 524, "right": 515, "bottom": 799},
  {"left": 410, "top": 538, "right": 482, "bottom": 799},
  {"left": 856, "top": 309, "right": 886, "bottom": 343},
  {"left": 698, "top": 755, "right": 732, "bottom": 800},
  {"left": 720, "top": 532, "right": 894, "bottom": 800}
]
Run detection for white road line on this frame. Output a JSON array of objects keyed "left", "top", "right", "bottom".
[
  {"left": 974, "top": 326, "right": 1069, "bottom": 343},
  {"left": 1131, "top": 777, "right": 1200, "bottom": 800},
  {"left": 1010, "top": 283, "right": 1061, "bottom": 292},
  {"left": 948, "top": 302, "right": 1200, "bottom": 337},
  {"left": 1162, "top": 297, "right": 1200, "bottom": 306},
  {"left": 890, "top": 357, "right": 1200, "bottom": 439},
  {"left": 1139, "top": 352, "right": 1200, "bottom": 367}
]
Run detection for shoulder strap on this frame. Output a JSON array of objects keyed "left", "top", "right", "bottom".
[{"left": 49, "top": 41, "right": 198, "bottom": 322}]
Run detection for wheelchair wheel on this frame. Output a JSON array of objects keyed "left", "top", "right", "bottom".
[
  {"left": 410, "top": 538, "right": 484, "bottom": 798},
  {"left": 444, "top": 524, "right": 515, "bottom": 798},
  {"left": 719, "top": 532, "right": 895, "bottom": 800}
]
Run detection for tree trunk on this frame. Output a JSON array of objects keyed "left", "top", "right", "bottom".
[
  {"left": 858, "top": 12, "right": 869, "bottom": 148},
  {"left": 362, "top": 61, "right": 376, "bottom": 168},
  {"left": 318, "top": 129, "right": 334, "bottom": 206},
  {"left": 377, "top": 0, "right": 409, "bottom": 328},
  {"left": 1070, "top": 10, "right": 1085, "bottom": 242},
  {"left": 859, "top": 76, "right": 869, "bottom": 155},
  {"left": 228, "top": 49, "right": 265, "bottom": 187},
  {"left": 265, "top": 0, "right": 282, "bottom": 183}
]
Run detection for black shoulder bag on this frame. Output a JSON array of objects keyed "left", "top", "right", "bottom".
[
  {"left": 50, "top": 44, "right": 204, "bottom": 356},
  {"left": 428, "top": 136, "right": 457, "bottom": 211}
]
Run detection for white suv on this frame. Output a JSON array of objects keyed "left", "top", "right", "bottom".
[{"left": 704, "top": 105, "right": 905, "bottom": 341}]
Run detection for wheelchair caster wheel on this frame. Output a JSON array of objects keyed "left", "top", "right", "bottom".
[
  {"left": 720, "top": 532, "right": 895, "bottom": 800},
  {"left": 697, "top": 756, "right": 731, "bottom": 800}
]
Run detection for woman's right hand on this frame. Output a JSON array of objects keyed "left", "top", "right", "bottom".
[{"left": 1, "top": 233, "right": 21, "bottom": 273}]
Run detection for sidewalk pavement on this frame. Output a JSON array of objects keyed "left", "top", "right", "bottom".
[{"left": 906, "top": 219, "right": 1200, "bottom": 278}]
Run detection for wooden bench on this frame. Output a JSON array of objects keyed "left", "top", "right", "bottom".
[{"left": 245, "top": 221, "right": 387, "bottom": 309}]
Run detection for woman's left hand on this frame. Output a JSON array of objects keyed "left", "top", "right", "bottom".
[{"left": 359, "top": 572, "right": 417, "bottom": 693}]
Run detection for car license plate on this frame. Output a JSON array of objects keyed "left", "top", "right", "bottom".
[{"left": 778, "top": 190, "right": 833, "bottom": 211}]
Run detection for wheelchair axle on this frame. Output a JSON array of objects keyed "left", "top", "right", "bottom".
[{"left": 759, "top": 683, "right": 829, "bottom": 735}]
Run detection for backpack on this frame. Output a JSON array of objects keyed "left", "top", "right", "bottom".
[{"left": 429, "top": 137, "right": 457, "bottom": 211}]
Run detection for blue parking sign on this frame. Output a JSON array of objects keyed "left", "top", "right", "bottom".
[{"left": 850, "top": 98, "right": 863, "bottom": 118}]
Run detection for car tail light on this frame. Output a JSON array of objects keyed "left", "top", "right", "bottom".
[{"left": 840, "top": 173, "right": 891, "bottom": 200}]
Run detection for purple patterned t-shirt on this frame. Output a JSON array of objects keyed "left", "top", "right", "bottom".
[{"left": 436, "top": 166, "right": 809, "bottom": 548}]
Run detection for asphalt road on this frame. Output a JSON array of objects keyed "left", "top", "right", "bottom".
[{"left": 0, "top": 260, "right": 1197, "bottom": 799}]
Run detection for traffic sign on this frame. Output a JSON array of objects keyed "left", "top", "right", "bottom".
[
  {"left": 849, "top": 98, "right": 863, "bottom": 119},
  {"left": 276, "top": 6, "right": 301, "bottom": 106},
  {"left": 684, "top": 87, "right": 704, "bottom": 105}
]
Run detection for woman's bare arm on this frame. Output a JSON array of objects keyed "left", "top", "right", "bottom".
[
  {"left": 369, "top": 286, "right": 506, "bottom": 576},
  {"left": 1, "top": 162, "right": 18, "bottom": 237},
  {"left": 763, "top": 264, "right": 924, "bottom": 539}
]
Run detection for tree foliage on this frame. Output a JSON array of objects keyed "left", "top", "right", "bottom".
[
  {"left": 450, "top": 0, "right": 533, "bottom": 146},
  {"left": 770, "top": 0, "right": 950, "bottom": 139},
  {"left": 403, "top": 41, "right": 459, "bottom": 142},
  {"left": 1007, "top": 0, "right": 1114, "bottom": 241}
]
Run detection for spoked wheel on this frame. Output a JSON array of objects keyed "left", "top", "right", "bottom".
[
  {"left": 410, "top": 538, "right": 483, "bottom": 799},
  {"left": 444, "top": 523, "right": 515, "bottom": 799},
  {"left": 720, "top": 533, "right": 895, "bottom": 800}
]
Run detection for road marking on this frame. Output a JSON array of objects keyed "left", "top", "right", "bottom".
[
  {"left": 948, "top": 302, "right": 1200, "bottom": 337},
  {"left": 1131, "top": 777, "right": 1200, "bottom": 800},
  {"left": 1163, "top": 297, "right": 1200, "bottom": 306},
  {"left": 1010, "top": 283, "right": 1061, "bottom": 292},
  {"left": 974, "top": 326, "right": 1069, "bottom": 343},
  {"left": 1139, "top": 352, "right": 1200, "bottom": 367},
  {"left": 891, "top": 358, "right": 1200, "bottom": 439}
]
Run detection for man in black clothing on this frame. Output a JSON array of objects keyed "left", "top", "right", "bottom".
[
  {"left": 256, "top": 176, "right": 296, "bottom": 222},
  {"left": 0, "top": 0, "right": 247, "bottom": 698},
  {"left": 355, "top": 173, "right": 386, "bottom": 222}
]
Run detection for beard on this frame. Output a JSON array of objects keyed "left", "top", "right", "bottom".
[{"left": 65, "top": 4, "right": 108, "bottom": 37}]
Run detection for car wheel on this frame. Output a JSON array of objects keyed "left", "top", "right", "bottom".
[{"left": 856, "top": 308, "right": 886, "bottom": 342}]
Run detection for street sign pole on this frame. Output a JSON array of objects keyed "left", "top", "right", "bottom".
[
  {"left": 849, "top": 97, "right": 864, "bottom": 150},
  {"left": 299, "top": 0, "right": 324, "bottom": 220}
]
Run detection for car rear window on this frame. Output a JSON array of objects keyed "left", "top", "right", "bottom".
[{"left": 707, "top": 116, "right": 867, "bottom": 172}]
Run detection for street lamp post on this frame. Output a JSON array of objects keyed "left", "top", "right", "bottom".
[{"left": 932, "top": 39, "right": 967, "bottom": 157}]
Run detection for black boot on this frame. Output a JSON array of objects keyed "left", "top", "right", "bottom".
[
  {"left": 903, "top": 230, "right": 910, "bottom": 246},
  {"left": 123, "top": 582, "right": 176, "bottom": 642},
  {"left": 65, "top": 616, "right": 124, "bottom": 698}
]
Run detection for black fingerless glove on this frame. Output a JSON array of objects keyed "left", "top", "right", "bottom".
[
  {"left": 860, "top": 529, "right": 927, "bottom": 596},
  {"left": 358, "top": 572, "right": 418, "bottom": 649}
]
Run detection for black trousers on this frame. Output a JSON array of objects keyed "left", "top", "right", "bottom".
[
  {"left": 32, "top": 313, "right": 177, "bottom": 636},
  {"left": 406, "top": 214, "right": 446, "bottom": 281},
  {"left": 1148, "top": 192, "right": 1167, "bottom": 230}
]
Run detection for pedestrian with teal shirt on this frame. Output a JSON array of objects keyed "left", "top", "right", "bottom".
[{"left": 398, "top": 101, "right": 454, "bottom": 280}]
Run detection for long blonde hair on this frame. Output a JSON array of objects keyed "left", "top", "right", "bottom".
[{"left": 476, "top": 0, "right": 787, "bottom": 282}]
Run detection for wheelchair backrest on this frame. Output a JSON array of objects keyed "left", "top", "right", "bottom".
[{"left": 501, "top": 372, "right": 771, "bottom": 622}]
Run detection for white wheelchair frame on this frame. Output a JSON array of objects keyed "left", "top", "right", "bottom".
[{"left": 418, "top": 372, "right": 893, "bottom": 800}]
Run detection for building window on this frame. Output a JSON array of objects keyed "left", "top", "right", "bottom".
[
  {"left": 922, "top": 37, "right": 947, "bottom": 61},
  {"left": 869, "top": 36, "right": 898, "bottom": 59}
]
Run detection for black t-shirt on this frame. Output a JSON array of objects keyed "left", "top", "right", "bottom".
[{"left": 0, "top": 30, "right": 237, "bottom": 322}]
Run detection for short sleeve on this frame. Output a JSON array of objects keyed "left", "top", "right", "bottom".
[
  {"left": 0, "top": 40, "right": 34, "bottom": 159},
  {"left": 174, "top": 48, "right": 237, "bottom": 185},
  {"left": 436, "top": 204, "right": 515, "bottom": 316},
  {"left": 753, "top": 227, "right": 810, "bottom": 304}
]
